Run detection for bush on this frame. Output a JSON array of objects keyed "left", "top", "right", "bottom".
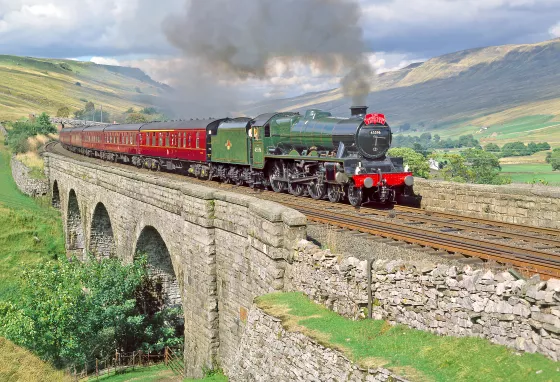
[
  {"left": 6, "top": 113, "right": 56, "bottom": 153},
  {"left": 56, "top": 106, "right": 71, "bottom": 118},
  {"left": 75, "top": 82, "right": 81, "bottom": 87},
  {"left": 126, "top": 113, "right": 148, "bottom": 123},
  {"left": 0, "top": 256, "right": 183, "bottom": 368},
  {"left": 59, "top": 63, "right": 72, "bottom": 71}
]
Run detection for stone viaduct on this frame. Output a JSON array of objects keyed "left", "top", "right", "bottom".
[{"left": 43, "top": 151, "right": 307, "bottom": 378}]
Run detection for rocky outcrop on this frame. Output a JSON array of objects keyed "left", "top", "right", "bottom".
[
  {"left": 10, "top": 156, "right": 48, "bottom": 197},
  {"left": 0, "top": 123, "right": 7, "bottom": 136},
  {"left": 286, "top": 240, "right": 560, "bottom": 361},
  {"left": 230, "top": 306, "right": 409, "bottom": 382}
]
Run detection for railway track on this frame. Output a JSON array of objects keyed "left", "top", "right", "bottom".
[{"left": 47, "top": 142, "right": 560, "bottom": 278}]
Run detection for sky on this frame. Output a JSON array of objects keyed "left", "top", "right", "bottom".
[{"left": 1, "top": 0, "right": 559, "bottom": 100}]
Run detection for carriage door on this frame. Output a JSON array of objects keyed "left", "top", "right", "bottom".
[{"left": 251, "top": 126, "right": 264, "bottom": 169}]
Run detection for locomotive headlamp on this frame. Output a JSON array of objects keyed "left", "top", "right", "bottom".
[
  {"left": 364, "top": 177, "right": 374, "bottom": 189},
  {"left": 405, "top": 175, "right": 414, "bottom": 187}
]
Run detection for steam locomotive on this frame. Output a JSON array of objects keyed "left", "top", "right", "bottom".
[{"left": 59, "top": 106, "right": 416, "bottom": 206}]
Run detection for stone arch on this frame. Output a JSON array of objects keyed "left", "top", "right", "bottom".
[
  {"left": 51, "top": 180, "right": 60, "bottom": 209},
  {"left": 89, "top": 203, "right": 116, "bottom": 259},
  {"left": 135, "top": 226, "right": 181, "bottom": 308},
  {"left": 67, "top": 189, "right": 85, "bottom": 258}
]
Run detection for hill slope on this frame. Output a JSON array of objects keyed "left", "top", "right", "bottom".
[
  {"left": 0, "top": 337, "right": 69, "bottom": 382},
  {"left": 245, "top": 38, "right": 560, "bottom": 146},
  {"left": 0, "top": 55, "right": 170, "bottom": 121}
]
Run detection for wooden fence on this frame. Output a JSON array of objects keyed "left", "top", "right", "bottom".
[{"left": 66, "top": 347, "right": 184, "bottom": 380}]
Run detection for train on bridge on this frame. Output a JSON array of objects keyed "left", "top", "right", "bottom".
[{"left": 59, "top": 106, "right": 416, "bottom": 206}]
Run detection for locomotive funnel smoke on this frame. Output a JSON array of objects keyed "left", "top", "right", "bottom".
[{"left": 164, "top": 0, "right": 374, "bottom": 113}]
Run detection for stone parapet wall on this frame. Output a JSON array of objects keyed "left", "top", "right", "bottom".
[
  {"left": 415, "top": 179, "right": 560, "bottom": 229},
  {"left": 229, "top": 306, "right": 409, "bottom": 382},
  {"left": 10, "top": 156, "right": 48, "bottom": 197},
  {"left": 286, "top": 240, "right": 560, "bottom": 361}
]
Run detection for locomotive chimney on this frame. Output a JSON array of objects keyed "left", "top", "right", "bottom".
[{"left": 350, "top": 106, "right": 368, "bottom": 117}]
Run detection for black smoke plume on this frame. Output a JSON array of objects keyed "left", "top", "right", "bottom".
[{"left": 163, "top": 0, "right": 374, "bottom": 115}]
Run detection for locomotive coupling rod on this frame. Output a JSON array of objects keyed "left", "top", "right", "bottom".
[{"left": 287, "top": 176, "right": 319, "bottom": 184}]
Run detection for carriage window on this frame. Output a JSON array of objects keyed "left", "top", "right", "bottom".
[
  {"left": 166, "top": 133, "right": 170, "bottom": 147},
  {"left": 152, "top": 133, "right": 156, "bottom": 146},
  {"left": 188, "top": 134, "right": 192, "bottom": 147},
  {"left": 159, "top": 133, "right": 163, "bottom": 146},
  {"left": 196, "top": 132, "right": 200, "bottom": 148},
  {"left": 183, "top": 133, "right": 187, "bottom": 148}
]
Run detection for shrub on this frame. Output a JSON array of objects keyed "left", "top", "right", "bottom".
[
  {"left": 126, "top": 113, "right": 148, "bottom": 123},
  {"left": 0, "top": 256, "right": 183, "bottom": 368},
  {"left": 59, "top": 63, "right": 72, "bottom": 71},
  {"left": 56, "top": 106, "right": 70, "bottom": 118},
  {"left": 75, "top": 82, "right": 81, "bottom": 87}
]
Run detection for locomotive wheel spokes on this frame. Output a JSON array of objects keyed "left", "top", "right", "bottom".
[
  {"left": 327, "top": 185, "right": 343, "bottom": 203},
  {"left": 269, "top": 163, "right": 286, "bottom": 193},
  {"left": 288, "top": 182, "right": 305, "bottom": 196},
  {"left": 347, "top": 184, "right": 363, "bottom": 207},
  {"left": 308, "top": 181, "right": 326, "bottom": 200}
]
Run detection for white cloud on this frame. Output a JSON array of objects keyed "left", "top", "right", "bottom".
[
  {"left": 550, "top": 22, "right": 560, "bottom": 37},
  {"left": 90, "top": 57, "right": 120, "bottom": 66}
]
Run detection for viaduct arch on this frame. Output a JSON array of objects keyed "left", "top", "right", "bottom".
[{"left": 44, "top": 151, "right": 306, "bottom": 378}]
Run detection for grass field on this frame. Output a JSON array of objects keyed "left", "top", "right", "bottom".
[
  {"left": 0, "top": 135, "right": 65, "bottom": 301},
  {"left": 500, "top": 163, "right": 560, "bottom": 185},
  {"left": 91, "top": 364, "right": 227, "bottom": 382},
  {"left": 257, "top": 292, "right": 560, "bottom": 382},
  {"left": 0, "top": 338, "right": 69, "bottom": 382},
  {"left": 0, "top": 55, "right": 168, "bottom": 122}
]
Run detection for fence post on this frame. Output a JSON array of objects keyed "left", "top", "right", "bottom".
[
  {"left": 84, "top": 361, "right": 87, "bottom": 378},
  {"left": 96, "top": 358, "right": 99, "bottom": 379},
  {"left": 165, "top": 347, "right": 168, "bottom": 366}
]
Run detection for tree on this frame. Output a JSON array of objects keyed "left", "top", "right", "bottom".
[
  {"left": 550, "top": 149, "right": 560, "bottom": 171},
  {"left": 441, "top": 149, "right": 510, "bottom": 184},
  {"left": 419, "top": 132, "right": 432, "bottom": 142},
  {"left": 502, "top": 142, "right": 529, "bottom": 157},
  {"left": 388, "top": 147, "right": 430, "bottom": 178},
  {"left": 536, "top": 142, "right": 551, "bottom": 151},
  {"left": 433, "top": 134, "right": 441, "bottom": 143},
  {"left": 36, "top": 112, "right": 56, "bottom": 134},
  {"left": 0, "top": 256, "right": 183, "bottom": 368},
  {"left": 126, "top": 113, "right": 148, "bottom": 123},
  {"left": 85, "top": 102, "right": 95, "bottom": 113},
  {"left": 484, "top": 143, "right": 500, "bottom": 153},
  {"left": 527, "top": 142, "right": 539, "bottom": 155},
  {"left": 56, "top": 106, "right": 71, "bottom": 118}
]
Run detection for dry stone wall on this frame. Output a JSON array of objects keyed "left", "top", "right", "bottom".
[
  {"left": 10, "top": 156, "right": 48, "bottom": 197},
  {"left": 286, "top": 240, "right": 560, "bottom": 361},
  {"left": 229, "top": 306, "right": 409, "bottom": 382},
  {"left": 415, "top": 179, "right": 560, "bottom": 229}
]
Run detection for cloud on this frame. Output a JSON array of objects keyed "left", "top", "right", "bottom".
[
  {"left": 90, "top": 57, "right": 120, "bottom": 66},
  {"left": 550, "top": 22, "right": 560, "bottom": 37}
]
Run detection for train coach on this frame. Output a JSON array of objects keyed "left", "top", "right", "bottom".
[{"left": 59, "top": 107, "right": 417, "bottom": 206}]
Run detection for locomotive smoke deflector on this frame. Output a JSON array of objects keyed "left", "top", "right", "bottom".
[{"left": 350, "top": 106, "right": 368, "bottom": 117}]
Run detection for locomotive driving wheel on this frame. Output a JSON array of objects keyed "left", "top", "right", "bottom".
[
  {"left": 347, "top": 183, "right": 363, "bottom": 207},
  {"left": 308, "top": 181, "right": 326, "bottom": 200},
  {"left": 288, "top": 182, "right": 305, "bottom": 197},
  {"left": 269, "top": 163, "right": 287, "bottom": 193},
  {"left": 327, "top": 185, "right": 343, "bottom": 203}
]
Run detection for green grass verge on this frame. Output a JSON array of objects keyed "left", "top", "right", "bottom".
[
  {"left": 500, "top": 163, "right": 560, "bottom": 186},
  {"left": 0, "top": 135, "right": 65, "bottom": 301},
  {"left": 90, "top": 364, "right": 227, "bottom": 382},
  {"left": 257, "top": 292, "right": 560, "bottom": 382}
]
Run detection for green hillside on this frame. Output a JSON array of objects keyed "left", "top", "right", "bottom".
[
  {"left": 245, "top": 38, "right": 560, "bottom": 146},
  {"left": 0, "top": 55, "right": 170, "bottom": 121}
]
